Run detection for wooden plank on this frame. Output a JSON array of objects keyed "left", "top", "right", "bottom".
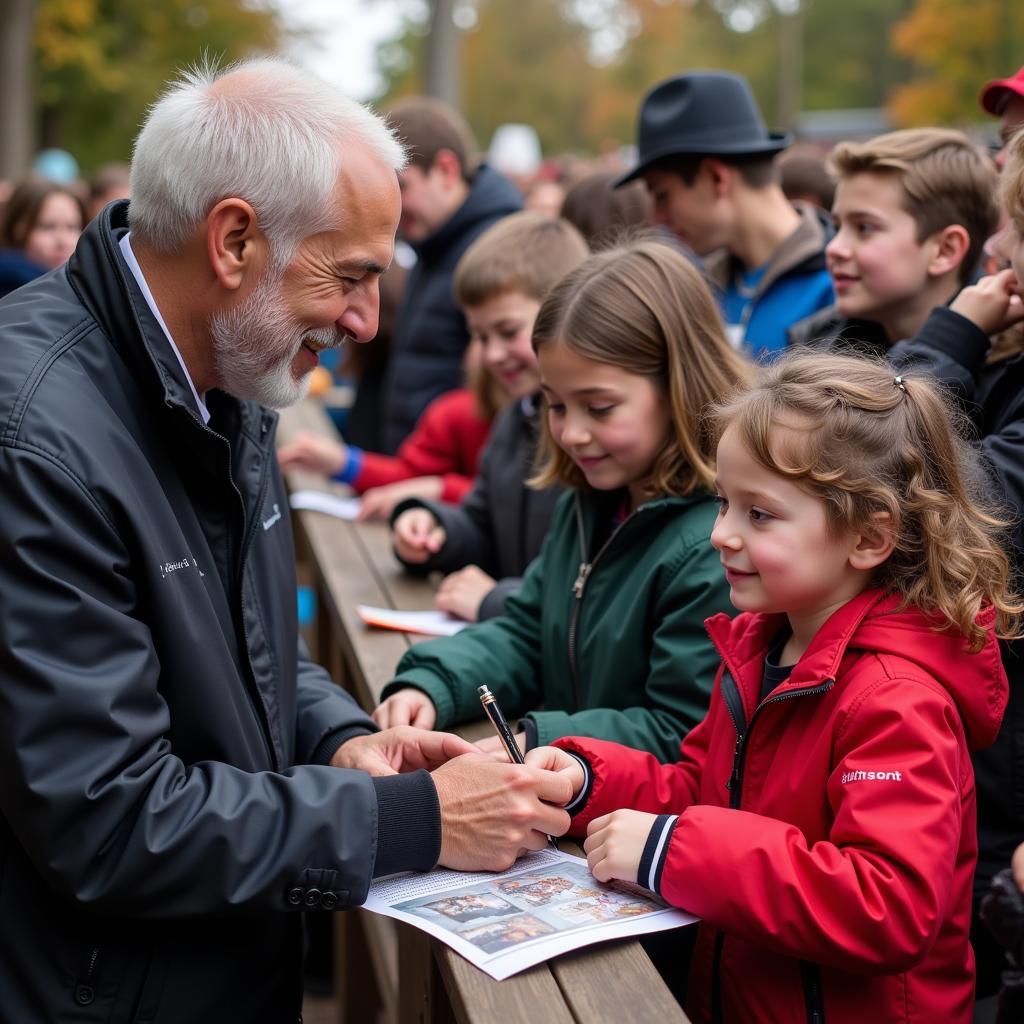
[
  {"left": 550, "top": 940, "right": 689, "bottom": 1023},
  {"left": 433, "top": 947, "right": 575, "bottom": 1024}
]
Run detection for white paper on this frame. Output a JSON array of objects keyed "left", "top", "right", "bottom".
[
  {"left": 356, "top": 604, "right": 470, "bottom": 637},
  {"left": 363, "top": 850, "right": 697, "bottom": 980},
  {"left": 289, "top": 489, "right": 362, "bottom": 520}
]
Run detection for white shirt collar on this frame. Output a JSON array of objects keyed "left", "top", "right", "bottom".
[{"left": 118, "top": 232, "right": 210, "bottom": 424}]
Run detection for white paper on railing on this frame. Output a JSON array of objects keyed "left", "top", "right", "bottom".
[
  {"left": 288, "top": 489, "right": 362, "bottom": 520},
  {"left": 356, "top": 605, "right": 470, "bottom": 637},
  {"left": 362, "top": 849, "right": 697, "bottom": 980}
]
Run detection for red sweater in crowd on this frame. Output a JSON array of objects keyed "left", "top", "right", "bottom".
[
  {"left": 351, "top": 389, "right": 491, "bottom": 503},
  {"left": 557, "top": 589, "right": 1008, "bottom": 1024}
]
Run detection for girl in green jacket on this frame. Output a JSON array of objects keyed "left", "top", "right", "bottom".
[{"left": 373, "top": 239, "right": 753, "bottom": 761}]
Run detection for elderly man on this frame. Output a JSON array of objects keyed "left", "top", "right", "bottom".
[{"left": 0, "top": 59, "right": 569, "bottom": 1023}]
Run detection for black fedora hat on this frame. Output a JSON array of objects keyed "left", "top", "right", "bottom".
[{"left": 616, "top": 71, "right": 791, "bottom": 186}]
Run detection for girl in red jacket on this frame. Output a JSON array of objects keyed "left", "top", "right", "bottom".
[{"left": 529, "top": 351, "right": 1021, "bottom": 1024}]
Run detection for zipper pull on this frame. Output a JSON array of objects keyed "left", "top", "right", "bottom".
[
  {"left": 725, "top": 733, "right": 744, "bottom": 792},
  {"left": 572, "top": 562, "right": 591, "bottom": 598}
]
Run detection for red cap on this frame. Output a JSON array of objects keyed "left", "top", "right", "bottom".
[{"left": 980, "top": 65, "right": 1024, "bottom": 115}]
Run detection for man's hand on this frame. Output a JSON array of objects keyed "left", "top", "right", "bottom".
[
  {"left": 435, "top": 565, "right": 496, "bottom": 622},
  {"left": 373, "top": 687, "right": 437, "bottom": 729},
  {"left": 433, "top": 753, "right": 572, "bottom": 871},
  {"left": 277, "top": 430, "right": 348, "bottom": 477},
  {"left": 358, "top": 477, "right": 444, "bottom": 521},
  {"left": 950, "top": 268, "right": 1024, "bottom": 336},
  {"left": 583, "top": 809, "right": 659, "bottom": 885},
  {"left": 392, "top": 508, "right": 446, "bottom": 564},
  {"left": 525, "top": 745, "right": 586, "bottom": 802},
  {"left": 331, "top": 726, "right": 474, "bottom": 776}
]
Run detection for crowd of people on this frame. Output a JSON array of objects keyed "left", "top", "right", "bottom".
[{"left": 2, "top": 52, "right": 1024, "bottom": 1024}]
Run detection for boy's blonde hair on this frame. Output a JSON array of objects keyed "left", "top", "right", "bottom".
[
  {"left": 829, "top": 128, "right": 999, "bottom": 284},
  {"left": 711, "top": 351, "right": 1021, "bottom": 651},
  {"left": 453, "top": 212, "right": 589, "bottom": 308},
  {"left": 530, "top": 239, "right": 754, "bottom": 500},
  {"left": 1000, "top": 127, "right": 1024, "bottom": 226}
]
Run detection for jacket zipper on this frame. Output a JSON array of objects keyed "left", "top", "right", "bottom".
[
  {"left": 201, "top": 414, "right": 279, "bottom": 772},
  {"left": 566, "top": 496, "right": 647, "bottom": 710},
  {"left": 233, "top": 426, "right": 278, "bottom": 770},
  {"left": 800, "top": 959, "right": 826, "bottom": 1024},
  {"left": 73, "top": 944, "right": 100, "bottom": 1006},
  {"left": 711, "top": 669, "right": 835, "bottom": 1024}
]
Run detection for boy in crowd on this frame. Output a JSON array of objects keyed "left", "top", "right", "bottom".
[
  {"left": 790, "top": 128, "right": 999, "bottom": 353},
  {"left": 616, "top": 70, "right": 833, "bottom": 356},
  {"left": 881, "top": 128, "right": 1024, "bottom": 1006},
  {"left": 390, "top": 212, "right": 589, "bottom": 622},
  {"left": 376, "top": 97, "right": 521, "bottom": 454}
]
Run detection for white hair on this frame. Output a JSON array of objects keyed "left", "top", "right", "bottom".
[{"left": 128, "top": 56, "right": 406, "bottom": 263}]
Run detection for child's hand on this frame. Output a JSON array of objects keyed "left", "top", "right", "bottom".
[
  {"left": 524, "top": 746, "right": 585, "bottom": 803},
  {"left": 1013, "top": 840, "right": 1024, "bottom": 893},
  {"left": 950, "top": 268, "right": 1024, "bottom": 336},
  {"left": 392, "top": 508, "right": 446, "bottom": 563},
  {"left": 358, "top": 477, "right": 444, "bottom": 521},
  {"left": 436, "top": 565, "right": 496, "bottom": 622},
  {"left": 584, "top": 809, "right": 659, "bottom": 885},
  {"left": 277, "top": 430, "right": 348, "bottom": 477},
  {"left": 373, "top": 687, "right": 437, "bottom": 729}
]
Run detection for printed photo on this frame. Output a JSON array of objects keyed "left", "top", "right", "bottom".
[
  {"left": 498, "top": 873, "right": 602, "bottom": 907},
  {"left": 553, "top": 892, "right": 653, "bottom": 924},
  {"left": 417, "top": 892, "right": 519, "bottom": 924},
  {"left": 461, "top": 914, "right": 556, "bottom": 954}
]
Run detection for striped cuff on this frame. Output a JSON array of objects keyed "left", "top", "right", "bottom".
[
  {"left": 637, "top": 814, "right": 679, "bottom": 897},
  {"left": 331, "top": 446, "right": 364, "bottom": 485},
  {"left": 563, "top": 752, "right": 593, "bottom": 815}
]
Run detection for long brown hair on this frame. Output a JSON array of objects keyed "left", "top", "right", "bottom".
[
  {"left": 530, "top": 238, "right": 753, "bottom": 500},
  {"left": 711, "top": 350, "right": 1022, "bottom": 650}
]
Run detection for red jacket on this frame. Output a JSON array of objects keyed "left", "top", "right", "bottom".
[
  {"left": 557, "top": 589, "right": 1008, "bottom": 1024},
  {"left": 353, "top": 389, "right": 491, "bottom": 503}
]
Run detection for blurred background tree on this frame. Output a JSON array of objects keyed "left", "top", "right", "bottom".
[
  {"left": 372, "top": 0, "right": 945, "bottom": 155},
  {"left": 32, "top": 0, "right": 284, "bottom": 168},
  {"left": 890, "top": 0, "right": 1024, "bottom": 124}
]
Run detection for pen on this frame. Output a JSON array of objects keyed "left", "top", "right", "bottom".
[{"left": 478, "top": 685, "right": 559, "bottom": 851}]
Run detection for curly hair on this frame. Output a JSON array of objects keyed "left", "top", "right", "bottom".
[{"left": 711, "top": 350, "right": 1021, "bottom": 651}]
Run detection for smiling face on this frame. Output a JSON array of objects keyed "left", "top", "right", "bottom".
[
  {"left": 464, "top": 290, "right": 542, "bottom": 400},
  {"left": 827, "top": 171, "right": 941, "bottom": 338},
  {"left": 710, "top": 425, "right": 874, "bottom": 642},
  {"left": 539, "top": 341, "right": 670, "bottom": 510},
  {"left": 210, "top": 146, "right": 400, "bottom": 408}
]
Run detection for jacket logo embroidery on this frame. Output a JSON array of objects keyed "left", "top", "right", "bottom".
[
  {"left": 158, "top": 556, "right": 204, "bottom": 580},
  {"left": 841, "top": 769, "right": 903, "bottom": 784},
  {"left": 262, "top": 503, "right": 282, "bottom": 531}
]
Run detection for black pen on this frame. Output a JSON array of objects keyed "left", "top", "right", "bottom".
[{"left": 478, "top": 685, "right": 559, "bottom": 851}]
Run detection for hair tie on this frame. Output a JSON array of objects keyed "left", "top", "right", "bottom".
[{"left": 894, "top": 375, "right": 906, "bottom": 393}]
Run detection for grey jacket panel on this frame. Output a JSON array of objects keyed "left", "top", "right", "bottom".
[
  {"left": 0, "top": 203, "right": 437, "bottom": 1022},
  {"left": 393, "top": 397, "right": 563, "bottom": 619}
]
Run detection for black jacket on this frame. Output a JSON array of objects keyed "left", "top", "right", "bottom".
[
  {"left": 0, "top": 203, "right": 440, "bottom": 1023},
  {"left": 379, "top": 164, "right": 522, "bottom": 453},
  {"left": 393, "top": 396, "right": 562, "bottom": 620}
]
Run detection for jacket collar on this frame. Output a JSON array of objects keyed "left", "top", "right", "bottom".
[
  {"left": 704, "top": 201, "right": 831, "bottom": 297},
  {"left": 66, "top": 200, "right": 276, "bottom": 453},
  {"left": 705, "top": 588, "right": 1007, "bottom": 750},
  {"left": 411, "top": 164, "right": 522, "bottom": 262}
]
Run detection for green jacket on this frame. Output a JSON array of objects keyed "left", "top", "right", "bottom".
[{"left": 382, "top": 488, "right": 731, "bottom": 761}]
